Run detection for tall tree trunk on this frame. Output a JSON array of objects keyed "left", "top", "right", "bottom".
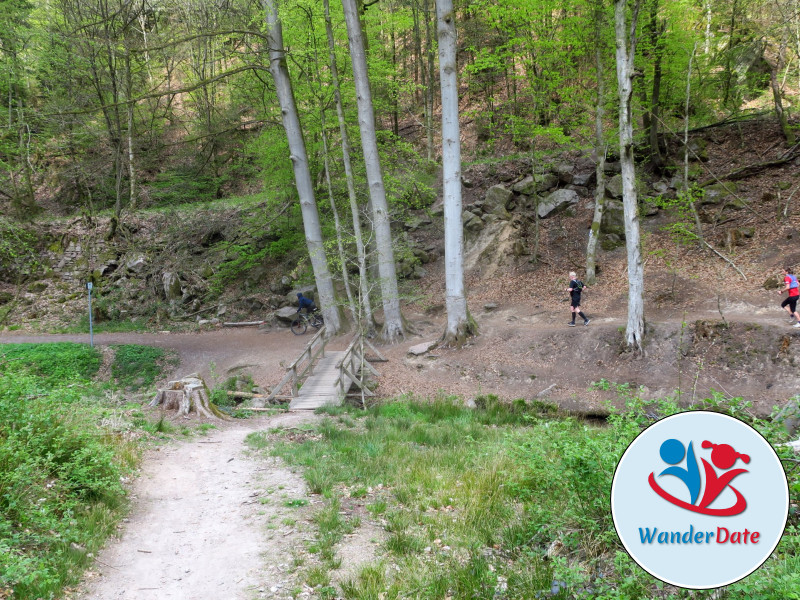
[
  {"left": 321, "top": 109, "right": 357, "bottom": 324},
  {"left": 703, "top": 0, "right": 713, "bottom": 55},
  {"left": 586, "top": 1, "right": 607, "bottom": 286},
  {"left": 424, "top": 0, "right": 435, "bottom": 161},
  {"left": 684, "top": 43, "right": 704, "bottom": 243},
  {"left": 125, "top": 52, "right": 137, "bottom": 211},
  {"left": 342, "top": 0, "right": 405, "bottom": 342},
  {"left": 264, "top": 0, "right": 340, "bottom": 335},
  {"left": 615, "top": 0, "right": 645, "bottom": 352},
  {"left": 437, "top": 0, "right": 475, "bottom": 346},
  {"left": 324, "top": 0, "right": 376, "bottom": 332},
  {"left": 412, "top": 0, "right": 422, "bottom": 103},
  {"left": 769, "top": 36, "right": 795, "bottom": 145},
  {"left": 647, "top": 2, "right": 665, "bottom": 170}
]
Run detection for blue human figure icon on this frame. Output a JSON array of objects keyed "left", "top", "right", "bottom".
[{"left": 658, "top": 439, "right": 701, "bottom": 505}]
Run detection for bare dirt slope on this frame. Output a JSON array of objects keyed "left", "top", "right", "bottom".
[{"left": 75, "top": 412, "right": 319, "bottom": 600}]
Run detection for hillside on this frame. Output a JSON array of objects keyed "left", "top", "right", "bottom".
[{"left": 2, "top": 116, "right": 799, "bottom": 415}]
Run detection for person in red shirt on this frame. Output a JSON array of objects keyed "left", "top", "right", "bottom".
[{"left": 778, "top": 267, "right": 800, "bottom": 327}]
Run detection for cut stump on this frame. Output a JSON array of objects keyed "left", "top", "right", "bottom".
[{"left": 150, "top": 375, "right": 230, "bottom": 420}]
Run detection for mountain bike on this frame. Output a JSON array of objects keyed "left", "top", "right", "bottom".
[{"left": 290, "top": 310, "right": 324, "bottom": 335}]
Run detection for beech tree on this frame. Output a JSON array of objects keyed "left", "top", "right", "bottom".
[
  {"left": 586, "top": 0, "right": 609, "bottom": 286},
  {"left": 615, "top": 0, "right": 645, "bottom": 351},
  {"left": 323, "top": 0, "right": 376, "bottom": 331},
  {"left": 264, "top": 0, "right": 340, "bottom": 334},
  {"left": 437, "top": 0, "right": 475, "bottom": 345},
  {"left": 341, "top": 0, "right": 405, "bottom": 342}
]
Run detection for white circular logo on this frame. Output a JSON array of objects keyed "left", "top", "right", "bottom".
[{"left": 611, "top": 411, "right": 789, "bottom": 589}]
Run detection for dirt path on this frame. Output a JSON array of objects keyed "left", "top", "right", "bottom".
[
  {"left": 2, "top": 298, "right": 798, "bottom": 413},
  {"left": 77, "top": 412, "right": 319, "bottom": 600}
]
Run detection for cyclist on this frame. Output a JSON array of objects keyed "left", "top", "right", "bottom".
[{"left": 296, "top": 292, "right": 318, "bottom": 317}]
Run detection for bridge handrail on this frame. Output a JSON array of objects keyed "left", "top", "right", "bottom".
[{"left": 264, "top": 325, "right": 327, "bottom": 403}]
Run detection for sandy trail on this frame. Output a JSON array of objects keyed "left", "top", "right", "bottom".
[{"left": 77, "top": 412, "right": 319, "bottom": 600}]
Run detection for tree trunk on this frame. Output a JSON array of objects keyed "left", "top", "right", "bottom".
[
  {"left": 615, "top": 0, "right": 645, "bottom": 352},
  {"left": 647, "top": 2, "right": 665, "bottom": 170},
  {"left": 437, "top": 0, "right": 475, "bottom": 346},
  {"left": 324, "top": 0, "right": 376, "bottom": 332},
  {"left": 265, "top": 0, "right": 340, "bottom": 335},
  {"left": 586, "top": 0, "right": 607, "bottom": 286},
  {"left": 424, "top": 0, "right": 435, "bottom": 161},
  {"left": 684, "top": 43, "right": 705, "bottom": 244},
  {"left": 769, "top": 37, "right": 795, "bottom": 145},
  {"left": 321, "top": 108, "right": 357, "bottom": 325},
  {"left": 125, "top": 52, "right": 137, "bottom": 211},
  {"left": 342, "top": 0, "right": 405, "bottom": 342}
]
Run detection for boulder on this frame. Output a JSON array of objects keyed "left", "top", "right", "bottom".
[
  {"left": 652, "top": 180, "right": 670, "bottom": 194},
  {"left": 464, "top": 212, "right": 485, "bottom": 232},
  {"left": 162, "top": 272, "right": 182, "bottom": 301},
  {"left": 512, "top": 173, "right": 559, "bottom": 195},
  {"left": 408, "top": 340, "right": 438, "bottom": 356},
  {"left": 554, "top": 163, "right": 575, "bottom": 184},
  {"left": 688, "top": 137, "right": 709, "bottom": 162},
  {"left": 275, "top": 306, "right": 299, "bottom": 324},
  {"left": 605, "top": 174, "right": 624, "bottom": 199},
  {"left": 641, "top": 199, "right": 660, "bottom": 217},
  {"left": 412, "top": 248, "right": 432, "bottom": 264},
  {"left": 405, "top": 214, "right": 433, "bottom": 231},
  {"left": 700, "top": 182, "right": 738, "bottom": 206},
  {"left": 537, "top": 189, "right": 580, "bottom": 219},
  {"left": 125, "top": 254, "right": 147, "bottom": 274},
  {"left": 430, "top": 202, "right": 445, "bottom": 217},
  {"left": 601, "top": 233, "right": 624, "bottom": 251},
  {"left": 601, "top": 200, "right": 626, "bottom": 237},
  {"left": 286, "top": 287, "right": 315, "bottom": 306},
  {"left": 566, "top": 185, "right": 588, "bottom": 197},
  {"left": 270, "top": 276, "right": 292, "bottom": 295},
  {"left": 484, "top": 185, "right": 514, "bottom": 217}
]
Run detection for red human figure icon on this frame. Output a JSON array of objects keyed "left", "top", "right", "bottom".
[{"left": 698, "top": 441, "right": 750, "bottom": 511}]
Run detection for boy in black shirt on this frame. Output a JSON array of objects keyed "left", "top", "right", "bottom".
[{"left": 565, "top": 271, "right": 590, "bottom": 327}]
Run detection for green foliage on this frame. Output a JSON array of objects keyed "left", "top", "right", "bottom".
[
  {"left": 653, "top": 186, "right": 704, "bottom": 245},
  {"left": 0, "top": 218, "right": 40, "bottom": 282},
  {"left": 111, "top": 344, "right": 177, "bottom": 390},
  {"left": 0, "top": 347, "right": 137, "bottom": 599},
  {"left": 0, "top": 342, "right": 100, "bottom": 386},
  {"left": 210, "top": 202, "right": 305, "bottom": 293},
  {"left": 149, "top": 170, "right": 220, "bottom": 207}
]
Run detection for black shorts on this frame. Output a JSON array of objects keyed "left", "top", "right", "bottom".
[
  {"left": 570, "top": 295, "right": 582, "bottom": 309},
  {"left": 782, "top": 296, "right": 798, "bottom": 313}
]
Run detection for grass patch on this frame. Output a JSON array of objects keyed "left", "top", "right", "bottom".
[
  {"left": 249, "top": 393, "right": 800, "bottom": 598},
  {"left": 111, "top": 344, "right": 178, "bottom": 390},
  {"left": 0, "top": 342, "right": 100, "bottom": 385}
]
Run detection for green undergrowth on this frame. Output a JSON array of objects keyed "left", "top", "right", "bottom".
[
  {"left": 249, "top": 392, "right": 800, "bottom": 599},
  {"left": 111, "top": 344, "right": 178, "bottom": 390},
  {"left": 0, "top": 342, "right": 180, "bottom": 599}
]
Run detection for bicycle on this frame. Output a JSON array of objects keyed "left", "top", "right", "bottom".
[{"left": 290, "top": 310, "right": 324, "bottom": 335}]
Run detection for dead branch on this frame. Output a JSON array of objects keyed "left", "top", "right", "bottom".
[
  {"left": 698, "top": 147, "right": 800, "bottom": 187},
  {"left": 702, "top": 240, "right": 747, "bottom": 280}
]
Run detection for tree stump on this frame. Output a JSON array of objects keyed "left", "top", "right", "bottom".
[{"left": 150, "top": 375, "right": 230, "bottom": 420}]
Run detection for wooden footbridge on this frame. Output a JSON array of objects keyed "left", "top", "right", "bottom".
[{"left": 264, "top": 327, "right": 386, "bottom": 410}]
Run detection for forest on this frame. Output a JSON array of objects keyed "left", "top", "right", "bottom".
[
  {"left": 3, "top": 1, "right": 800, "bottom": 598},
  {"left": 2, "top": 0, "right": 798, "bottom": 343}
]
